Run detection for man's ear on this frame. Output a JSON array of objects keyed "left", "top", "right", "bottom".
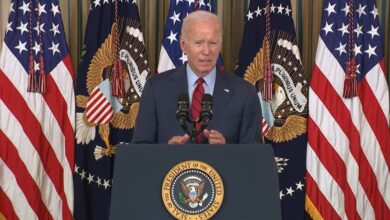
[{"left": 180, "top": 36, "right": 186, "bottom": 53}]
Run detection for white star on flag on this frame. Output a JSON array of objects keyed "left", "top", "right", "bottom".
[
  {"left": 324, "top": 2, "right": 336, "bottom": 16},
  {"left": 179, "top": 53, "right": 187, "bottom": 64},
  {"left": 370, "top": 6, "right": 378, "bottom": 19},
  {"left": 19, "top": 1, "right": 30, "bottom": 15},
  {"left": 356, "top": 3, "right": 367, "bottom": 18},
  {"left": 170, "top": 11, "right": 181, "bottom": 25},
  {"left": 270, "top": 3, "right": 276, "bottom": 13},
  {"left": 32, "top": 41, "right": 41, "bottom": 55},
  {"left": 6, "top": 22, "right": 13, "bottom": 33},
  {"left": 322, "top": 22, "right": 334, "bottom": 35},
  {"left": 354, "top": 24, "right": 363, "bottom": 37},
  {"left": 103, "top": 179, "right": 111, "bottom": 190},
  {"left": 367, "top": 25, "right": 380, "bottom": 39},
  {"left": 51, "top": 3, "right": 60, "bottom": 16},
  {"left": 93, "top": 0, "right": 101, "bottom": 7},
  {"left": 10, "top": 2, "right": 15, "bottom": 13},
  {"left": 285, "top": 6, "right": 291, "bottom": 15},
  {"left": 338, "top": 23, "right": 349, "bottom": 36},
  {"left": 335, "top": 42, "right": 347, "bottom": 56},
  {"left": 364, "top": 44, "right": 377, "bottom": 58},
  {"left": 286, "top": 187, "right": 295, "bottom": 196},
  {"left": 34, "top": 23, "right": 45, "bottom": 34},
  {"left": 296, "top": 182, "right": 304, "bottom": 191},
  {"left": 49, "top": 42, "right": 60, "bottom": 55},
  {"left": 50, "top": 22, "right": 61, "bottom": 36},
  {"left": 280, "top": 190, "right": 285, "bottom": 200},
  {"left": 277, "top": 4, "right": 284, "bottom": 14},
  {"left": 354, "top": 44, "right": 363, "bottom": 56},
  {"left": 16, "top": 21, "right": 28, "bottom": 35},
  {"left": 167, "top": 31, "right": 178, "bottom": 44},
  {"left": 36, "top": 3, "right": 47, "bottom": 16},
  {"left": 341, "top": 3, "right": 350, "bottom": 16},
  {"left": 247, "top": 10, "right": 254, "bottom": 20},
  {"left": 15, "top": 40, "right": 27, "bottom": 54},
  {"left": 255, "top": 7, "right": 261, "bottom": 16}
]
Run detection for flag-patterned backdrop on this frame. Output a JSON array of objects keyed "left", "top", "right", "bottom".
[
  {"left": 0, "top": 0, "right": 75, "bottom": 219},
  {"left": 73, "top": 0, "right": 150, "bottom": 219},
  {"left": 305, "top": 0, "right": 390, "bottom": 219},
  {"left": 235, "top": 0, "right": 308, "bottom": 219}
]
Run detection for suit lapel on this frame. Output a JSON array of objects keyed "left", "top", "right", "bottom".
[
  {"left": 170, "top": 65, "right": 188, "bottom": 95},
  {"left": 209, "top": 72, "right": 233, "bottom": 128},
  {"left": 169, "top": 65, "right": 195, "bottom": 134}
]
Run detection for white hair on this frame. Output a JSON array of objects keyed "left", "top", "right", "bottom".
[{"left": 181, "top": 10, "right": 222, "bottom": 39}]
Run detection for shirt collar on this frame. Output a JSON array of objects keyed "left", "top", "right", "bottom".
[{"left": 186, "top": 64, "right": 216, "bottom": 92}]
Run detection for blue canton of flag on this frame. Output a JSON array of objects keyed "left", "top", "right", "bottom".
[
  {"left": 4, "top": 0, "right": 69, "bottom": 72},
  {"left": 158, "top": 0, "right": 222, "bottom": 73},
  {"left": 320, "top": 0, "right": 383, "bottom": 76},
  {"left": 306, "top": 0, "right": 390, "bottom": 219},
  {"left": 1, "top": 0, "right": 75, "bottom": 219},
  {"left": 235, "top": 0, "right": 308, "bottom": 219},
  {"left": 74, "top": 0, "right": 150, "bottom": 219}
]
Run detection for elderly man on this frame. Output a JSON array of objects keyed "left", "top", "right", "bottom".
[{"left": 132, "top": 10, "right": 262, "bottom": 144}]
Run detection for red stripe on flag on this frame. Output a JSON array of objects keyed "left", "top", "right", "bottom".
[
  {"left": 96, "top": 104, "right": 113, "bottom": 124},
  {"left": 87, "top": 97, "right": 109, "bottom": 122},
  {"left": 44, "top": 74, "right": 74, "bottom": 220},
  {"left": 0, "top": 70, "right": 72, "bottom": 219},
  {"left": 358, "top": 78, "right": 390, "bottom": 168},
  {"left": 306, "top": 172, "right": 341, "bottom": 220},
  {"left": 380, "top": 60, "right": 386, "bottom": 75},
  {"left": 311, "top": 65, "right": 390, "bottom": 219},
  {"left": 308, "top": 116, "right": 360, "bottom": 220},
  {"left": 89, "top": 87, "right": 100, "bottom": 97},
  {"left": 63, "top": 55, "right": 75, "bottom": 79},
  {"left": 0, "top": 131, "right": 52, "bottom": 220},
  {"left": 44, "top": 73, "right": 75, "bottom": 170},
  {"left": 86, "top": 92, "right": 106, "bottom": 115},
  {"left": 87, "top": 91, "right": 105, "bottom": 109},
  {"left": 0, "top": 188, "right": 18, "bottom": 220}
]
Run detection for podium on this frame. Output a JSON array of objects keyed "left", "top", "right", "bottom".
[{"left": 109, "top": 144, "right": 281, "bottom": 220}]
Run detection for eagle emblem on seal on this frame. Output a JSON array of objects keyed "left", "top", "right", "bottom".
[
  {"left": 179, "top": 176, "right": 209, "bottom": 208},
  {"left": 244, "top": 30, "right": 308, "bottom": 143},
  {"left": 76, "top": 18, "right": 150, "bottom": 159}
]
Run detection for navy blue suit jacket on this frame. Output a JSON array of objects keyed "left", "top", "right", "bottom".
[{"left": 132, "top": 65, "right": 262, "bottom": 144}]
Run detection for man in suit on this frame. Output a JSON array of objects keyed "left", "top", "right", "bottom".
[{"left": 132, "top": 10, "right": 261, "bottom": 144}]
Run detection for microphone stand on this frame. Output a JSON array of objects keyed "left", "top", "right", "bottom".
[
  {"left": 190, "top": 119, "right": 208, "bottom": 143},
  {"left": 176, "top": 93, "right": 212, "bottom": 143}
]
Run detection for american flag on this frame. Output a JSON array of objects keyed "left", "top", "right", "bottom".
[
  {"left": 235, "top": 0, "right": 308, "bottom": 219},
  {"left": 0, "top": 0, "right": 74, "bottom": 219},
  {"left": 158, "top": 0, "right": 221, "bottom": 73},
  {"left": 74, "top": 0, "right": 150, "bottom": 219},
  {"left": 305, "top": 0, "right": 390, "bottom": 219}
]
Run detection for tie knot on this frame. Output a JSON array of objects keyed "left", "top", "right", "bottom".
[{"left": 196, "top": 78, "right": 204, "bottom": 86}]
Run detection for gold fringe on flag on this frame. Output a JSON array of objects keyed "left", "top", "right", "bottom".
[{"left": 305, "top": 195, "right": 324, "bottom": 220}]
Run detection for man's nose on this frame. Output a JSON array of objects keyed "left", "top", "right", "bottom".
[{"left": 201, "top": 44, "right": 210, "bottom": 54}]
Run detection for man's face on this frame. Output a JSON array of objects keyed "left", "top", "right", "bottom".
[{"left": 180, "top": 20, "right": 222, "bottom": 77}]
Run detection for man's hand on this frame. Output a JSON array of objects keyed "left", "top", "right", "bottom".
[
  {"left": 168, "top": 134, "right": 190, "bottom": 144},
  {"left": 204, "top": 129, "right": 226, "bottom": 144}
]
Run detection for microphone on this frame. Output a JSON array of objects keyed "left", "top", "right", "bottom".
[
  {"left": 199, "top": 94, "right": 213, "bottom": 125},
  {"left": 176, "top": 94, "right": 190, "bottom": 133}
]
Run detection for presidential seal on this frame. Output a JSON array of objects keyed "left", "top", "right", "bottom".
[{"left": 162, "top": 161, "right": 224, "bottom": 220}]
